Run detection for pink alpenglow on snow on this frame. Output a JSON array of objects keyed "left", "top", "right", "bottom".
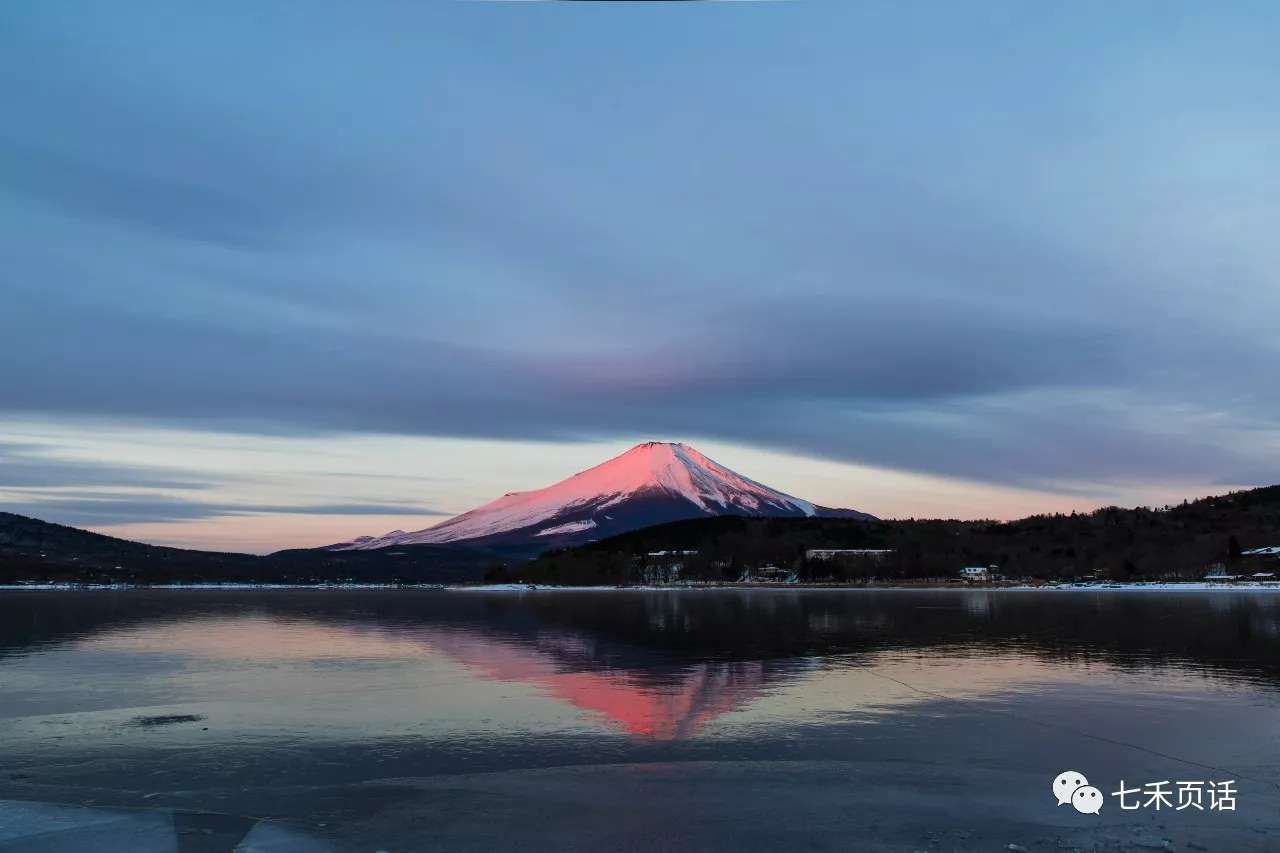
[{"left": 330, "top": 441, "right": 873, "bottom": 552}]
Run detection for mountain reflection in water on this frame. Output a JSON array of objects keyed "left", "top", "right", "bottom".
[
  {"left": 425, "top": 630, "right": 778, "bottom": 740},
  {"left": 4, "top": 589, "right": 1280, "bottom": 852},
  {"left": 3, "top": 588, "right": 1280, "bottom": 740},
  {"left": 43, "top": 611, "right": 792, "bottom": 740}
]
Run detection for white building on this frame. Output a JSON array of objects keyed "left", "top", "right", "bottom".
[
  {"left": 806, "top": 549, "right": 894, "bottom": 560},
  {"left": 742, "top": 564, "right": 796, "bottom": 583},
  {"left": 960, "top": 566, "right": 989, "bottom": 579}
]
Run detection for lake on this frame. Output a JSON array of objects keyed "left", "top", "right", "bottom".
[{"left": 2, "top": 588, "right": 1279, "bottom": 851}]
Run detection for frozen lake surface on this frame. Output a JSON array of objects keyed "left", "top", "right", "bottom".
[{"left": 2, "top": 588, "right": 1279, "bottom": 851}]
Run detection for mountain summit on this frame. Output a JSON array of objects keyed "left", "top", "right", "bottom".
[{"left": 331, "top": 441, "right": 873, "bottom": 552}]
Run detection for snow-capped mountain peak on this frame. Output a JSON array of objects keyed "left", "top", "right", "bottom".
[{"left": 330, "top": 441, "right": 870, "bottom": 551}]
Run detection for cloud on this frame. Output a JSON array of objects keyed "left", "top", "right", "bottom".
[
  {"left": 1, "top": 2, "right": 1278, "bottom": 498},
  {"left": 0, "top": 139, "right": 278, "bottom": 250},
  {"left": 0, "top": 441, "right": 217, "bottom": 491},
  {"left": 1, "top": 492, "right": 445, "bottom": 527},
  {"left": 0, "top": 439, "right": 445, "bottom": 527}
]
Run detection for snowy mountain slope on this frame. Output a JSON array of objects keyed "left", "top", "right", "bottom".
[{"left": 330, "top": 442, "right": 873, "bottom": 551}]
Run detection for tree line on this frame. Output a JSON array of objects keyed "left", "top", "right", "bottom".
[{"left": 508, "top": 485, "right": 1280, "bottom": 585}]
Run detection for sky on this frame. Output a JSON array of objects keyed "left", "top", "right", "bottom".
[{"left": 2, "top": 1, "right": 1279, "bottom": 553}]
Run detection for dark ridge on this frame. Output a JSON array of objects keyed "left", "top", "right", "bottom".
[{"left": 0, "top": 511, "right": 513, "bottom": 584}]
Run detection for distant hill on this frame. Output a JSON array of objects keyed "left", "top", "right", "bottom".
[
  {"left": 0, "top": 512, "right": 510, "bottom": 585},
  {"left": 519, "top": 485, "right": 1280, "bottom": 585}
]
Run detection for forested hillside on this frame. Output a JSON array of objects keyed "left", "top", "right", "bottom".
[{"left": 519, "top": 486, "right": 1280, "bottom": 585}]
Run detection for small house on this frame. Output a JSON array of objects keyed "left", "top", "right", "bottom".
[{"left": 743, "top": 565, "right": 796, "bottom": 583}]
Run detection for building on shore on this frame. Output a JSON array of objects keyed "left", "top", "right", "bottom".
[
  {"left": 741, "top": 564, "right": 796, "bottom": 583},
  {"left": 960, "top": 566, "right": 994, "bottom": 580},
  {"left": 805, "top": 549, "right": 895, "bottom": 561}
]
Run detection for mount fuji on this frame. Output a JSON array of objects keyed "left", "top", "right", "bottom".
[{"left": 330, "top": 441, "right": 874, "bottom": 553}]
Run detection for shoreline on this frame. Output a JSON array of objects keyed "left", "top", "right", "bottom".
[{"left": 3, "top": 580, "right": 1279, "bottom": 592}]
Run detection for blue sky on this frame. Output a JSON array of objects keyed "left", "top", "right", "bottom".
[{"left": 2, "top": 2, "right": 1278, "bottom": 552}]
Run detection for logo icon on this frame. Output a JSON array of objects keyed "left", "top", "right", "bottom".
[
  {"left": 1053, "top": 771, "right": 1103, "bottom": 814},
  {"left": 1052, "top": 770, "right": 1088, "bottom": 806},
  {"left": 1071, "top": 785, "right": 1104, "bottom": 814}
]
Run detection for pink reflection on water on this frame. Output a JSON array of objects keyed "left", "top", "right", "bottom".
[
  {"left": 88, "top": 616, "right": 775, "bottom": 740},
  {"left": 424, "top": 630, "right": 771, "bottom": 740}
]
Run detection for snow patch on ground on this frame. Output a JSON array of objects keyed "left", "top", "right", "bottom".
[{"left": 535, "top": 519, "right": 598, "bottom": 537}]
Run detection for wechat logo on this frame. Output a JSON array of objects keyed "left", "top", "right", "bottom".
[{"left": 1053, "top": 770, "right": 1103, "bottom": 815}]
